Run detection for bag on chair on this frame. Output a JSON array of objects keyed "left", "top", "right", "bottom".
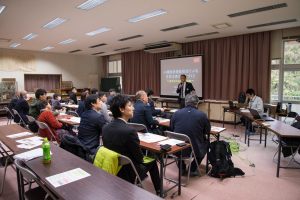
[{"left": 208, "top": 140, "right": 245, "bottom": 178}]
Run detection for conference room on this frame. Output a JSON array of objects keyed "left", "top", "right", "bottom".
[{"left": 0, "top": 0, "right": 300, "bottom": 199}]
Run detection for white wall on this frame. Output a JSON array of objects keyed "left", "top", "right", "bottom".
[{"left": 0, "top": 48, "right": 103, "bottom": 91}]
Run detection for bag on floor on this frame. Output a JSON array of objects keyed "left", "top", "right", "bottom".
[{"left": 208, "top": 140, "right": 245, "bottom": 178}]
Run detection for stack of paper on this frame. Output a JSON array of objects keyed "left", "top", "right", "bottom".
[
  {"left": 138, "top": 133, "right": 167, "bottom": 143},
  {"left": 7, "top": 132, "right": 33, "bottom": 139},
  {"left": 70, "top": 117, "right": 81, "bottom": 123},
  {"left": 211, "top": 126, "right": 226, "bottom": 132},
  {"left": 158, "top": 138, "right": 185, "bottom": 146},
  {"left": 240, "top": 109, "right": 250, "bottom": 113},
  {"left": 16, "top": 136, "right": 43, "bottom": 149},
  {"left": 14, "top": 148, "right": 44, "bottom": 161}
]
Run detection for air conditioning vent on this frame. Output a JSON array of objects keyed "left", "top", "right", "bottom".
[{"left": 144, "top": 42, "right": 181, "bottom": 53}]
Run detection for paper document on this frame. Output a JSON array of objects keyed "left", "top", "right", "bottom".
[
  {"left": 70, "top": 117, "right": 81, "bottom": 123},
  {"left": 211, "top": 126, "right": 226, "bottom": 132},
  {"left": 13, "top": 148, "right": 50, "bottom": 161},
  {"left": 16, "top": 136, "right": 43, "bottom": 149},
  {"left": 138, "top": 133, "right": 167, "bottom": 143},
  {"left": 169, "top": 109, "right": 178, "bottom": 113},
  {"left": 155, "top": 117, "right": 170, "bottom": 123},
  {"left": 158, "top": 138, "right": 185, "bottom": 146},
  {"left": 46, "top": 168, "right": 91, "bottom": 188},
  {"left": 261, "top": 122, "right": 271, "bottom": 127},
  {"left": 240, "top": 109, "right": 250, "bottom": 113},
  {"left": 7, "top": 132, "right": 33, "bottom": 139}
]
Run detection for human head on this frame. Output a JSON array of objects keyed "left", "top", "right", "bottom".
[
  {"left": 38, "top": 100, "right": 51, "bottom": 112},
  {"left": 246, "top": 88, "right": 255, "bottom": 99},
  {"left": 35, "top": 88, "right": 47, "bottom": 101},
  {"left": 19, "top": 91, "right": 27, "bottom": 99},
  {"left": 71, "top": 87, "right": 77, "bottom": 93},
  {"left": 81, "top": 91, "right": 89, "bottom": 101},
  {"left": 110, "top": 95, "right": 133, "bottom": 120},
  {"left": 109, "top": 88, "right": 116, "bottom": 96},
  {"left": 53, "top": 93, "right": 61, "bottom": 101},
  {"left": 146, "top": 89, "right": 154, "bottom": 97},
  {"left": 185, "top": 93, "right": 199, "bottom": 107},
  {"left": 91, "top": 88, "right": 98, "bottom": 95},
  {"left": 85, "top": 94, "right": 102, "bottom": 111},
  {"left": 135, "top": 90, "right": 148, "bottom": 104},
  {"left": 180, "top": 74, "right": 187, "bottom": 83},
  {"left": 98, "top": 92, "right": 107, "bottom": 103}
]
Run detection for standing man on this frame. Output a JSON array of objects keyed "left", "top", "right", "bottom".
[
  {"left": 176, "top": 74, "right": 195, "bottom": 108},
  {"left": 69, "top": 87, "right": 78, "bottom": 105}
]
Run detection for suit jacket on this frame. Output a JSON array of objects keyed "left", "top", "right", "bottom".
[
  {"left": 76, "top": 100, "right": 86, "bottom": 117},
  {"left": 51, "top": 99, "right": 62, "bottom": 110},
  {"left": 69, "top": 92, "right": 78, "bottom": 105},
  {"left": 170, "top": 106, "right": 211, "bottom": 159},
  {"left": 148, "top": 98, "right": 161, "bottom": 116},
  {"left": 131, "top": 100, "right": 158, "bottom": 131},
  {"left": 176, "top": 81, "right": 195, "bottom": 99},
  {"left": 14, "top": 97, "right": 29, "bottom": 124},
  {"left": 78, "top": 109, "right": 106, "bottom": 154},
  {"left": 102, "top": 118, "right": 145, "bottom": 183}
]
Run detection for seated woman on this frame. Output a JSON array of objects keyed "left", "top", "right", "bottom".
[
  {"left": 37, "top": 101, "right": 69, "bottom": 142},
  {"left": 146, "top": 89, "right": 164, "bottom": 116},
  {"left": 102, "top": 95, "right": 161, "bottom": 195},
  {"left": 51, "top": 93, "right": 63, "bottom": 111}
]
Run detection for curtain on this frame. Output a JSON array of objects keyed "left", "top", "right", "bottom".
[
  {"left": 24, "top": 74, "right": 61, "bottom": 92},
  {"left": 121, "top": 31, "right": 271, "bottom": 101}
]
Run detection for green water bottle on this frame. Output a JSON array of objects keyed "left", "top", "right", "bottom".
[{"left": 42, "top": 138, "right": 51, "bottom": 164}]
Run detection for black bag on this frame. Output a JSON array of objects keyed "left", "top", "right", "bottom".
[
  {"left": 238, "top": 92, "right": 246, "bottom": 104},
  {"left": 208, "top": 140, "right": 245, "bottom": 178}
]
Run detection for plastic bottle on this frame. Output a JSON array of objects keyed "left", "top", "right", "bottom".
[{"left": 42, "top": 138, "right": 51, "bottom": 164}]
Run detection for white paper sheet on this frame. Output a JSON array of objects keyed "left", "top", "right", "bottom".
[
  {"left": 46, "top": 168, "right": 91, "bottom": 188},
  {"left": 6, "top": 132, "right": 33, "bottom": 139},
  {"left": 158, "top": 138, "right": 185, "bottom": 146},
  {"left": 70, "top": 117, "right": 81, "bottom": 123},
  {"left": 240, "top": 109, "right": 250, "bottom": 113},
  {"left": 211, "top": 126, "right": 226, "bottom": 132},
  {"left": 138, "top": 133, "right": 167, "bottom": 143},
  {"left": 155, "top": 117, "right": 170, "bottom": 123},
  {"left": 14, "top": 148, "right": 44, "bottom": 161},
  {"left": 15, "top": 136, "right": 43, "bottom": 149},
  {"left": 169, "top": 109, "right": 178, "bottom": 113}
]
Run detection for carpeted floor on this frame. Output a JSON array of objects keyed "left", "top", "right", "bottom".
[{"left": 0, "top": 117, "right": 300, "bottom": 200}]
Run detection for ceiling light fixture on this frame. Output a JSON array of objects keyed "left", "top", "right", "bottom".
[
  {"left": 43, "top": 18, "right": 67, "bottom": 29},
  {"left": 59, "top": 39, "right": 76, "bottom": 45},
  {"left": 0, "top": 5, "right": 6, "bottom": 14},
  {"left": 10, "top": 43, "right": 21, "bottom": 48},
  {"left": 212, "top": 23, "right": 231, "bottom": 29},
  {"left": 23, "top": 33, "right": 38, "bottom": 40},
  {"left": 86, "top": 27, "right": 111, "bottom": 36},
  {"left": 77, "top": 0, "right": 107, "bottom": 10},
  {"left": 128, "top": 9, "right": 167, "bottom": 23},
  {"left": 41, "top": 46, "right": 54, "bottom": 51}
]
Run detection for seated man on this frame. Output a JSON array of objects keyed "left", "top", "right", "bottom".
[
  {"left": 106, "top": 88, "right": 116, "bottom": 107},
  {"left": 77, "top": 91, "right": 89, "bottom": 117},
  {"left": 37, "top": 101, "right": 69, "bottom": 142},
  {"left": 170, "top": 93, "right": 211, "bottom": 176},
  {"left": 14, "top": 91, "right": 29, "bottom": 125},
  {"left": 98, "top": 92, "right": 112, "bottom": 123},
  {"left": 69, "top": 87, "right": 78, "bottom": 105},
  {"left": 78, "top": 94, "right": 106, "bottom": 154},
  {"left": 102, "top": 95, "right": 160, "bottom": 194},
  {"left": 8, "top": 91, "right": 20, "bottom": 112},
  {"left": 146, "top": 89, "right": 164, "bottom": 116},
  {"left": 29, "top": 88, "right": 47, "bottom": 119},
  {"left": 131, "top": 90, "right": 159, "bottom": 132}
]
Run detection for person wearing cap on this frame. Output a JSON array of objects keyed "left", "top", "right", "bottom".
[{"left": 170, "top": 93, "right": 211, "bottom": 176}]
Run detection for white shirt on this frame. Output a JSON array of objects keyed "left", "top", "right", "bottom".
[
  {"left": 181, "top": 82, "right": 186, "bottom": 98},
  {"left": 249, "top": 95, "right": 264, "bottom": 114}
]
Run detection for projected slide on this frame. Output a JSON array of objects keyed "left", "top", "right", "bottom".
[{"left": 160, "top": 56, "right": 203, "bottom": 97}]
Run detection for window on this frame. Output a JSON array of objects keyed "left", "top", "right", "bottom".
[
  {"left": 271, "top": 40, "right": 300, "bottom": 104},
  {"left": 108, "top": 60, "right": 121, "bottom": 74}
]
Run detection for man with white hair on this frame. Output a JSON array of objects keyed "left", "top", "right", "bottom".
[{"left": 170, "top": 93, "right": 211, "bottom": 176}]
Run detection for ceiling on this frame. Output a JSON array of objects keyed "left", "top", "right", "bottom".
[{"left": 0, "top": 0, "right": 299, "bottom": 56}]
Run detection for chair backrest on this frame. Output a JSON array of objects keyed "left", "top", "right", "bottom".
[
  {"left": 12, "top": 108, "right": 27, "bottom": 125},
  {"left": 164, "top": 130, "right": 191, "bottom": 144},
  {"left": 14, "top": 159, "right": 38, "bottom": 182},
  {"left": 127, "top": 123, "right": 148, "bottom": 133},
  {"left": 66, "top": 110, "right": 79, "bottom": 117},
  {"left": 287, "top": 112, "right": 298, "bottom": 118},
  {"left": 26, "top": 115, "right": 36, "bottom": 123},
  {"left": 4, "top": 106, "right": 14, "bottom": 119},
  {"left": 35, "top": 120, "right": 57, "bottom": 143}
]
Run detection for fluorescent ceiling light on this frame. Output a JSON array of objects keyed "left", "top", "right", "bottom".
[
  {"left": 23, "top": 33, "right": 38, "bottom": 40},
  {"left": 0, "top": 5, "right": 6, "bottom": 14},
  {"left": 59, "top": 39, "right": 76, "bottom": 45},
  {"left": 77, "top": 0, "right": 107, "bottom": 10},
  {"left": 10, "top": 43, "right": 21, "bottom": 48},
  {"left": 43, "top": 18, "right": 67, "bottom": 29},
  {"left": 86, "top": 27, "right": 111, "bottom": 36},
  {"left": 41, "top": 46, "right": 54, "bottom": 51},
  {"left": 212, "top": 23, "right": 231, "bottom": 29},
  {"left": 128, "top": 9, "right": 167, "bottom": 23}
]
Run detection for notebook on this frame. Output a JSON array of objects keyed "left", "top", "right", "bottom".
[{"left": 249, "top": 108, "right": 274, "bottom": 121}]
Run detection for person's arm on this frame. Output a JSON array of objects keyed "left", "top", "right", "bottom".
[
  {"left": 46, "top": 111, "right": 63, "bottom": 129},
  {"left": 145, "top": 105, "right": 158, "bottom": 126},
  {"left": 201, "top": 114, "right": 211, "bottom": 140},
  {"left": 100, "top": 103, "right": 111, "bottom": 123},
  {"left": 190, "top": 82, "right": 195, "bottom": 92},
  {"left": 127, "top": 130, "right": 144, "bottom": 164},
  {"left": 176, "top": 83, "right": 182, "bottom": 94},
  {"left": 170, "top": 114, "right": 176, "bottom": 131},
  {"left": 256, "top": 97, "right": 264, "bottom": 114}
]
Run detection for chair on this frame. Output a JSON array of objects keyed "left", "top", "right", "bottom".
[
  {"left": 163, "top": 131, "right": 200, "bottom": 186},
  {"left": 273, "top": 139, "right": 300, "bottom": 167},
  {"left": 283, "top": 112, "right": 298, "bottom": 125},
  {"left": 4, "top": 107, "right": 14, "bottom": 125},
  {"left": 0, "top": 143, "right": 15, "bottom": 196},
  {"left": 93, "top": 146, "right": 143, "bottom": 188},
  {"left": 66, "top": 110, "right": 79, "bottom": 117},
  {"left": 12, "top": 109, "right": 27, "bottom": 127},
  {"left": 14, "top": 159, "right": 54, "bottom": 200},
  {"left": 35, "top": 121, "right": 58, "bottom": 144},
  {"left": 127, "top": 123, "right": 148, "bottom": 133}
]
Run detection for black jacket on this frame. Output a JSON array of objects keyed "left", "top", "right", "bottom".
[
  {"left": 14, "top": 97, "right": 29, "bottom": 124},
  {"left": 176, "top": 82, "right": 195, "bottom": 99},
  {"left": 69, "top": 92, "right": 78, "bottom": 105},
  {"left": 102, "top": 119, "right": 145, "bottom": 183}
]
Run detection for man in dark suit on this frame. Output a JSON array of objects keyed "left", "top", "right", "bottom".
[
  {"left": 176, "top": 74, "right": 195, "bottom": 108},
  {"left": 69, "top": 87, "right": 78, "bottom": 105},
  {"left": 170, "top": 93, "right": 211, "bottom": 176},
  {"left": 131, "top": 90, "right": 159, "bottom": 132},
  {"left": 14, "top": 91, "right": 29, "bottom": 125},
  {"left": 102, "top": 95, "right": 160, "bottom": 194},
  {"left": 78, "top": 94, "right": 106, "bottom": 154}
]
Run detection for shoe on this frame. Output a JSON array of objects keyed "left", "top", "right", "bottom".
[{"left": 190, "top": 170, "right": 200, "bottom": 177}]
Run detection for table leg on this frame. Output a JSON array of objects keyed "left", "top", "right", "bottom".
[
  {"left": 260, "top": 127, "right": 262, "bottom": 144},
  {"left": 234, "top": 113, "right": 237, "bottom": 129},
  {"left": 264, "top": 128, "right": 267, "bottom": 148},
  {"left": 276, "top": 136, "right": 282, "bottom": 177},
  {"left": 206, "top": 133, "right": 210, "bottom": 173},
  {"left": 178, "top": 151, "right": 182, "bottom": 195},
  {"left": 159, "top": 156, "right": 164, "bottom": 197},
  {"left": 223, "top": 109, "right": 225, "bottom": 128},
  {"left": 16, "top": 168, "right": 25, "bottom": 200}
]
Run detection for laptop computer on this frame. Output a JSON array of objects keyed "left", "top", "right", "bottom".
[{"left": 249, "top": 108, "right": 274, "bottom": 121}]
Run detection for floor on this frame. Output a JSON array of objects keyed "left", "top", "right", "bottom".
[{"left": 1, "top": 117, "right": 300, "bottom": 200}]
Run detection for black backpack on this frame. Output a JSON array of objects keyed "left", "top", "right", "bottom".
[
  {"left": 208, "top": 140, "right": 245, "bottom": 178},
  {"left": 238, "top": 91, "right": 246, "bottom": 104}
]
